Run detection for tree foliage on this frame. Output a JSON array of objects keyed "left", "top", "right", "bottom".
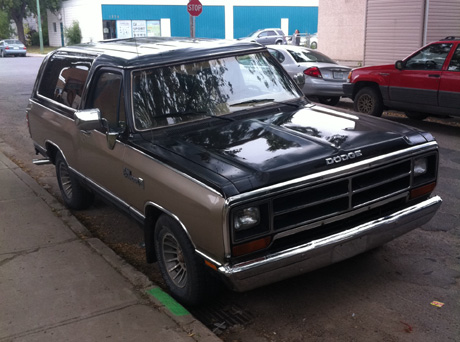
[
  {"left": 65, "top": 21, "right": 82, "bottom": 45},
  {"left": 0, "top": 0, "right": 60, "bottom": 44},
  {"left": 0, "top": 9, "right": 14, "bottom": 39}
]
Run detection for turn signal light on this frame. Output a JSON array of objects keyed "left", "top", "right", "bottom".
[
  {"left": 410, "top": 182, "right": 437, "bottom": 199},
  {"left": 232, "top": 236, "right": 272, "bottom": 257}
]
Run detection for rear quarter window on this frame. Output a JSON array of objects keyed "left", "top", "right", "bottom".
[{"left": 37, "top": 53, "right": 93, "bottom": 110}]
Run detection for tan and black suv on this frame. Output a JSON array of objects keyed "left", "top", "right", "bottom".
[{"left": 27, "top": 38, "right": 442, "bottom": 305}]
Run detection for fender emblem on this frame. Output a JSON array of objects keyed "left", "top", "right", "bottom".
[
  {"left": 123, "top": 167, "right": 145, "bottom": 189},
  {"left": 326, "top": 150, "right": 363, "bottom": 165}
]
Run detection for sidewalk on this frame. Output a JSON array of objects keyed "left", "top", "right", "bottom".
[{"left": 0, "top": 150, "right": 220, "bottom": 342}]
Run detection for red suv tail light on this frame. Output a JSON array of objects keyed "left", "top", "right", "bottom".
[{"left": 304, "top": 67, "right": 322, "bottom": 78}]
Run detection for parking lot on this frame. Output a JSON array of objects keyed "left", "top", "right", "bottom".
[{"left": 1, "top": 56, "right": 459, "bottom": 342}]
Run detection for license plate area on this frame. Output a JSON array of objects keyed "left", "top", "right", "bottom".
[{"left": 333, "top": 71, "right": 344, "bottom": 79}]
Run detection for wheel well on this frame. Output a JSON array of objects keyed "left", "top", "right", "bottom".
[
  {"left": 352, "top": 81, "right": 381, "bottom": 100},
  {"left": 45, "top": 143, "right": 60, "bottom": 165},
  {"left": 144, "top": 205, "right": 164, "bottom": 263},
  {"left": 144, "top": 205, "right": 197, "bottom": 264}
]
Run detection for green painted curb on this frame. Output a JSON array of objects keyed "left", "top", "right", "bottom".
[{"left": 147, "top": 287, "right": 190, "bottom": 316}]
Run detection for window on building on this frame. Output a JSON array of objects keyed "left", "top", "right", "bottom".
[{"left": 53, "top": 22, "right": 57, "bottom": 33}]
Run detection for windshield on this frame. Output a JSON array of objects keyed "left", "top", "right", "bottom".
[
  {"left": 132, "top": 51, "right": 302, "bottom": 130},
  {"left": 288, "top": 48, "right": 336, "bottom": 64}
]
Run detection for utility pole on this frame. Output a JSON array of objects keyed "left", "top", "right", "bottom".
[{"left": 36, "top": 0, "right": 44, "bottom": 53}]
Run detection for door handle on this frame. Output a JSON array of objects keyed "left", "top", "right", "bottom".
[{"left": 428, "top": 74, "right": 440, "bottom": 78}]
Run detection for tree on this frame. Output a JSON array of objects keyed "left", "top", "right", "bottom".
[
  {"left": 65, "top": 21, "right": 81, "bottom": 45},
  {"left": 0, "top": 9, "right": 14, "bottom": 39},
  {"left": 0, "top": 0, "right": 60, "bottom": 44}
]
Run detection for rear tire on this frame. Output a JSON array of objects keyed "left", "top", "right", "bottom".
[
  {"left": 154, "top": 215, "right": 219, "bottom": 306},
  {"left": 317, "top": 96, "right": 340, "bottom": 106},
  {"left": 405, "top": 111, "right": 428, "bottom": 120},
  {"left": 55, "top": 153, "right": 94, "bottom": 210},
  {"left": 353, "top": 87, "right": 384, "bottom": 117}
]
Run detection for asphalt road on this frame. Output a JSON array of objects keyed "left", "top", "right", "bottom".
[{"left": 1, "top": 56, "right": 459, "bottom": 342}]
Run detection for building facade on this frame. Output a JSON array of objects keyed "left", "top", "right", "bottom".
[
  {"left": 48, "top": 0, "right": 319, "bottom": 47},
  {"left": 319, "top": 0, "right": 460, "bottom": 67}
]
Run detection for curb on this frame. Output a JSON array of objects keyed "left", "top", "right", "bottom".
[{"left": 4, "top": 152, "right": 221, "bottom": 342}]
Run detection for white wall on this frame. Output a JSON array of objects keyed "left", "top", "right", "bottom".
[{"left": 318, "top": 0, "right": 366, "bottom": 67}]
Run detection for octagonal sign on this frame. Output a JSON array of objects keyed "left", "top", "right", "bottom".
[{"left": 187, "top": 0, "right": 203, "bottom": 17}]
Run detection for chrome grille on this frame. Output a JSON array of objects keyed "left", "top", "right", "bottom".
[{"left": 272, "top": 160, "right": 411, "bottom": 231}]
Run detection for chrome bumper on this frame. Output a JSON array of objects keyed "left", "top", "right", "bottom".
[{"left": 219, "top": 196, "right": 442, "bottom": 292}]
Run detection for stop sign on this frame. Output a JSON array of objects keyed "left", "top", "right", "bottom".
[{"left": 187, "top": 0, "right": 202, "bottom": 17}]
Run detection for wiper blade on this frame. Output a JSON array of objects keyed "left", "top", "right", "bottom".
[
  {"left": 154, "top": 110, "right": 209, "bottom": 119},
  {"left": 155, "top": 110, "right": 234, "bottom": 122},
  {"left": 230, "top": 98, "right": 274, "bottom": 107}
]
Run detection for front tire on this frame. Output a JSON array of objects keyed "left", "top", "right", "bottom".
[
  {"left": 353, "top": 87, "right": 384, "bottom": 117},
  {"left": 55, "top": 153, "right": 94, "bottom": 210},
  {"left": 154, "top": 215, "right": 217, "bottom": 306},
  {"left": 317, "top": 96, "right": 340, "bottom": 106}
]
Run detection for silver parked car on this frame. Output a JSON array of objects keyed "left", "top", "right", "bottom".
[
  {"left": 239, "top": 28, "right": 287, "bottom": 45},
  {"left": 268, "top": 45, "right": 350, "bottom": 105},
  {"left": 0, "top": 39, "right": 27, "bottom": 57}
]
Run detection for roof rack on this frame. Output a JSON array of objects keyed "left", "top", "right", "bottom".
[{"left": 441, "top": 36, "right": 460, "bottom": 41}]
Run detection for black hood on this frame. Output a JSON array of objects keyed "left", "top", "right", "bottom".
[{"left": 131, "top": 104, "right": 433, "bottom": 197}]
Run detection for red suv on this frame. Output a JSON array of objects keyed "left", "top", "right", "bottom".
[{"left": 343, "top": 37, "right": 460, "bottom": 119}]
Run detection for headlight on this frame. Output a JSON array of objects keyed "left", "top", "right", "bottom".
[
  {"left": 414, "top": 158, "right": 428, "bottom": 176},
  {"left": 234, "top": 207, "right": 260, "bottom": 230}
]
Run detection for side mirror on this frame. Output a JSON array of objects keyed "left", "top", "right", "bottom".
[
  {"left": 75, "top": 108, "right": 102, "bottom": 131},
  {"left": 395, "top": 60, "right": 404, "bottom": 70},
  {"left": 293, "top": 72, "right": 305, "bottom": 87}
]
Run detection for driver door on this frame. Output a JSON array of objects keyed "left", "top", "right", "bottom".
[
  {"left": 388, "top": 43, "right": 453, "bottom": 106},
  {"left": 77, "top": 69, "right": 128, "bottom": 201}
]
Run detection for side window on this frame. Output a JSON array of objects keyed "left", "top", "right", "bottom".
[
  {"left": 38, "top": 53, "right": 91, "bottom": 110},
  {"left": 405, "top": 43, "right": 452, "bottom": 71},
  {"left": 89, "top": 72, "right": 125, "bottom": 130},
  {"left": 447, "top": 45, "right": 460, "bottom": 71},
  {"left": 258, "top": 31, "right": 268, "bottom": 38},
  {"left": 268, "top": 49, "right": 285, "bottom": 63},
  {"left": 267, "top": 31, "right": 276, "bottom": 37}
]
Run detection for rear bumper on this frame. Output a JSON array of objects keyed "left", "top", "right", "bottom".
[
  {"left": 219, "top": 195, "right": 442, "bottom": 292},
  {"left": 303, "top": 78, "right": 347, "bottom": 97}
]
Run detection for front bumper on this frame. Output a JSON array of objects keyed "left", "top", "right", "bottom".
[
  {"left": 343, "top": 82, "right": 355, "bottom": 98},
  {"left": 219, "top": 196, "right": 442, "bottom": 292}
]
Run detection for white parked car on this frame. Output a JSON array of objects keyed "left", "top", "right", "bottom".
[{"left": 268, "top": 45, "right": 350, "bottom": 106}]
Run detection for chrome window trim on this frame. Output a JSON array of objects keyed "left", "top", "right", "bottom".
[{"left": 29, "top": 98, "right": 77, "bottom": 118}]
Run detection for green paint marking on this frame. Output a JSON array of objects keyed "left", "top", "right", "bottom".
[{"left": 147, "top": 287, "right": 190, "bottom": 316}]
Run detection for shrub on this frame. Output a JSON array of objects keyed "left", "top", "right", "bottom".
[{"left": 65, "top": 21, "right": 82, "bottom": 45}]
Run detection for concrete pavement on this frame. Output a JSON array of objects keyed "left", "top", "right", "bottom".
[{"left": 0, "top": 150, "right": 220, "bottom": 342}]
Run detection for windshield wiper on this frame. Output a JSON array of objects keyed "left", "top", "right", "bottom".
[
  {"left": 230, "top": 98, "right": 275, "bottom": 107},
  {"left": 155, "top": 110, "right": 234, "bottom": 122},
  {"left": 154, "top": 110, "right": 209, "bottom": 119}
]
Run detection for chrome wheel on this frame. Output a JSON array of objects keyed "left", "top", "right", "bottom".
[
  {"left": 162, "top": 232, "right": 187, "bottom": 288},
  {"left": 58, "top": 162, "right": 73, "bottom": 200}
]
